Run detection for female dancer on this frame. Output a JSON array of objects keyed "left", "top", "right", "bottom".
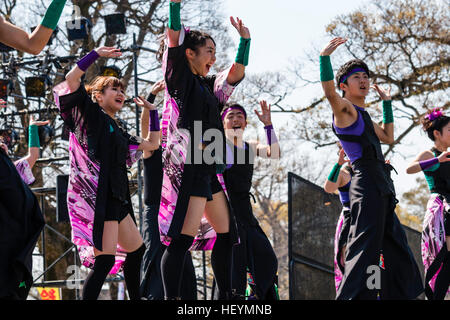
[
  {"left": 219, "top": 100, "right": 280, "bottom": 300},
  {"left": 323, "top": 146, "right": 352, "bottom": 293},
  {"left": 406, "top": 108, "right": 450, "bottom": 300},
  {"left": 140, "top": 80, "right": 197, "bottom": 300},
  {"left": 319, "top": 37, "right": 423, "bottom": 299},
  {"left": 0, "top": 109, "right": 49, "bottom": 299},
  {"left": 159, "top": 0, "right": 249, "bottom": 299},
  {"left": 53, "top": 46, "right": 160, "bottom": 300},
  {"left": 0, "top": 0, "right": 66, "bottom": 55}
]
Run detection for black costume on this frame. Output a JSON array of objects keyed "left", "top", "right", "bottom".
[
  {"left": 220, "top": 142, "right": 278, "bottom": 299},
  {"left": 333, "top": 105, "right": 423, "bottom": 299},
  {"left": 0, "top": 149, "right": 44, "bottom": 299},
  {"left": 140, "top": 147, "right": 197, "bottom": 300}
]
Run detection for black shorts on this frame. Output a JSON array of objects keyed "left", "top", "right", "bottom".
[
  {"left": 104, "top": 192, "right": 130, "bottom": 223},
  {"left": 190, "top": 171, "right": 223, "bottom": 201}
]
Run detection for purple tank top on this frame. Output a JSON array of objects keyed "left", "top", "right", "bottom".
[
  {"left": 338, "top": 180, "right": 351, "bottom": 206},
  {"left": 333, "top": 105, "right": 365, "bottom": 163}
]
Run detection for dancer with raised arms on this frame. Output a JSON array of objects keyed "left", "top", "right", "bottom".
[
  {"left": 53, "top": 46, "right": 160, "bottom": 300},
  {"left": 319, "top": 37, "right": 423, "bottom": 299},
  {"left": 406, "top": 108, "right": 450, "bottom": 300},
  {"left": 159, "top": 0, "right": 250, "bottom": 299}
]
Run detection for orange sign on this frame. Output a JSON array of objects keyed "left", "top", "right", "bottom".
[{"left": 37, "top": 287, "right": 61, "bottom": 300}]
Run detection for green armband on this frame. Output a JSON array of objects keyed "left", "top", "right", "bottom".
[
  {"left": 40, "top": 0, "right": 67, "bottom": 30},
  {"left": 327, "top": 163, "right": 342, "bottom": 183},
  {"left": 28, "top": 125, "right": 40, "bottom": 148},
  {"left": 235, "top": 37, "right": 251, "bottom": 66},
  {"left": 320, "top": 55, "right": 334, "bottom": 82},
  {"left": 168, "top": 1, "right": 181, "bottom": 31},
  {"left": 382, "top": 100, "right": 393, "bottom": 124}
]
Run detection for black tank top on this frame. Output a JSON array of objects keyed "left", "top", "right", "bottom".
[{"left": 223, "top": 141, "right": 258, "bottom": 225}]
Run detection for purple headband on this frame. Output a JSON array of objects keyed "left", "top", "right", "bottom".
[
  {"left": 221, "top": 106, "right": 247, "bottom": 121},
  {"left": 340, "top": 67, "right": 368, "bottom": 83},
  {"left": 426, "top": 108, "right": 444, "bottom": 122}
]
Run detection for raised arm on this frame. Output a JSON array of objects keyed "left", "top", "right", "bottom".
[
  {"left": 320, "top": 38, "right": 356, "bottom": 126},
  {"left": 371, "top": 84, "right": 394, "bottom": 144},
  {"left": 323, "top": 148, "right": 351, "bottom": 193},
  {"left": 23, "top": 116, "right": 50, "bottom": 169},
  {"left": 0, "top": 0, "right": 66, "bottom": 55},
  {"left": 406, "top": 149, "right": 450, "bottom": 174},
  {"left": 140, "top": 80, "right": 165, "bottom": 158},
  {"left": 227, "top": 17, "right": 251, "bottom": 85},
  {"left": 65, "top": 47, "right": 122, "bottom": 92},
  {"left": 250, "top": 100, "right": 280, "bottom": 159},
  {"left": 167, "top": 0, "right": 182, "bottom": 48},
  {"left": 135, "top": 96, "right": 160, "bottom": 152}
]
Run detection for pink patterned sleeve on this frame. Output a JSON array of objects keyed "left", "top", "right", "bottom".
[
  {"left": 53, "top": 80, "right": 90, "bottom": 131},
  {"left": 213, "top": 66, "right": 242, "bottom": 104},
  {"left": 14, "top": 158, "right": 35, "bottom": 185}
]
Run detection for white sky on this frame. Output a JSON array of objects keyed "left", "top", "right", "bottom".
[{"left": 223, "top": 0, "right": 430, "bottom": 197}]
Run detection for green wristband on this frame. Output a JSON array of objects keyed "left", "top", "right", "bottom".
[
  {"left": 235, "top": 37, "right": 251, "bottom": 66},
  {"left": 28, "top": 125, "right": 40, "bottom": 148},
  {"left": 382, "top": 100, "right": 393, "bottom": 124},
  {"left": 327, "top": 163, "right": 342, "bottom": 183},
  {"left": 40, "top": 0, "right": 67, "bottom": 30},
  {"left": 168, "top": 1, "right": 181, "bottom": 31},
  {"left": 320, "top": 55, "right": 334, "bottom": 82}
]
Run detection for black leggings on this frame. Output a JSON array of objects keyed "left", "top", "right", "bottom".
[
  {"left": 161, "top": 232, "right": 233, "bottom": 299},
  {"left": 82, "top": 244, "right": 146, "bottom": 300},
  {"left": 161, "top": 234, "right": 195, "bottom": 299},
  {"left": 82, "top": 254, "right": 115, "bottom": 300}
]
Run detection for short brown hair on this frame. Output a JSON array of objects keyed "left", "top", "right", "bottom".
[{"left": 85, "top": 76, "right": 125, "bottom": 98}]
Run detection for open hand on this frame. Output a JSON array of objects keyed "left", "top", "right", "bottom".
[
  {"left": 134, "top": 96, "right": 156, "bottom": 110},
  {"left": 255, "top": 100, "right": 272, "bottom": 126},
  {"left": 320, "top": 37, "right": 347, "bottom": 56},
  {"left": 230, "top": 17, "right": 250, "bottom": 39},
  {"left": 95, "top": 46, "right": 122, "bottom": 59},
  {"left": 438, "top": 151, "right": 450, "bottom": 163},
  {"left": 338, "top": 148, "right": 350, "bottom": 165},
  {"left": 151, "top": 80, "right": 166, "bottom": 95},
  {"left": 371, "top": 84, "right": 391, "bottom": 101}
]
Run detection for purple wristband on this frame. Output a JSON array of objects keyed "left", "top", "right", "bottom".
[
  {"left": 77, "top": 50, "right": 100, "bottom": 72},
  {"left": 149, "top": 110, "right": 160, "bottom": 132},
  {"left": 264, "top": 124, "right": 278, "bottom": 145},
  {"left": 419, "top": 157, "right": 439, "bottom": 171}
]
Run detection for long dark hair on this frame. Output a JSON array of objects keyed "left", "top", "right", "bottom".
[{"left": 157, "top": 29, "right": 216, "bottom": 62}]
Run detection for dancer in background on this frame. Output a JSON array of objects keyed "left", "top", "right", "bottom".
[
  {"left": 319, "top": 37, "right": 423, "bottom": 299},
  {"left": 140, "top": 80, "right": 197, "bottom": 300},
  {"left": 219, "top": 100, "right": 280, "bottom": 300},
  {"left": 53, "top": 46, "right": 160, "bottom": 300},
  {"left": 0, "top": 108, "right": 49, "bottom": 299},
  {"left": 406, "top": 108, "right": 450, "bottom": 300},
  {"left": 323, "top": 146, "right": 352, "bottom": 293},
  {"left": 0, "top": 0, "right": 66, "bottom": 55},
  {"left": 159, "top": 0, "right": 249, "bottom": 299},
  {"left": 0, "top": 0, "right": 67, "bottom": 300}
]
